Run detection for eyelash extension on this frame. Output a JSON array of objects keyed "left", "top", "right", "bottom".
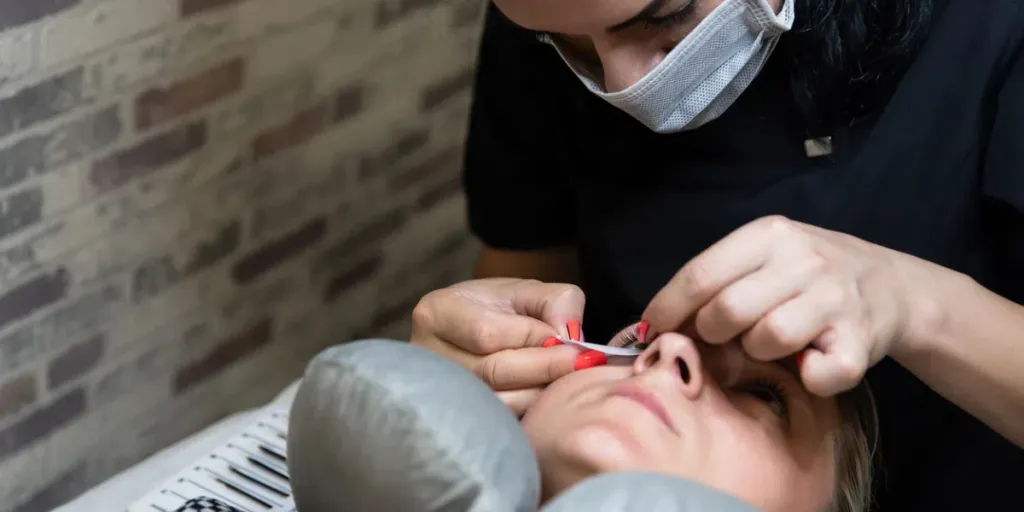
[
  {"left": 609, "top": 322, "right": 649, "bottom": 349},
  {"left": 736, "top": 378, "right": 790, "bottom": 419}
]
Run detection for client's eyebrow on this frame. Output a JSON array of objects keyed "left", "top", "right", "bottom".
[{"left": 607, "top": 0, "right": 684, "bottom": 33}]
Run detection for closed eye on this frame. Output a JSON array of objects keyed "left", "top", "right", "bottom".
[{"left": 736, "top": 379, "right": 789, "bottom": 418}]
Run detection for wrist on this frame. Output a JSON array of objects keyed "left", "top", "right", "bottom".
[{"left": 889, "top": 255, "right": 969, "bottom": 362}]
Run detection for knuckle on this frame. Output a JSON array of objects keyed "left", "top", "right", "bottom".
[
  {"left": 800, "top": 251, "right": 830, "bottom": 274},
  {"left": 471, "top": 319, "right": 503, "bottom": 354},
  {"left": 834, "top": 350, "right": 867, "bottom": 385},
  {"left": 410, "top": 297, "right": 436, "bottom": 330},
  {"left": 759, "top": 215, "right": 795, "bottom": 234},
  {"left": 714, "top": 289, "right": 751, "bottom": 326},
  {"left": 762, "top": 315, "right": 801, "bottom": 350},
  {"left": 681, "top": 261, "right": 716, "bottom": 295},
  {"left": 554, "top": 283, "right": 586, "bottom": 305},
  {"left": 478, "top": 355, "right": 503, "bottom": 388}
]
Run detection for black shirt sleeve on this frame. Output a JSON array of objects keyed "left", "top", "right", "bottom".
[
  {"left": 461, "top": 5, "right": 581, "bottom": 251},
  {"left": 981, "top": 29, "right": 1024, "bottom": 303}
]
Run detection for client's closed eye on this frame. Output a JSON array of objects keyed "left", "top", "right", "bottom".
[{"left": 735, "top": 379, "right": 789, "bottom": 419}]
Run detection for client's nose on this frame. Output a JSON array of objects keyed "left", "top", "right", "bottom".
[{"left": 633, "top": 333, "right": 704, "bottom": 399}]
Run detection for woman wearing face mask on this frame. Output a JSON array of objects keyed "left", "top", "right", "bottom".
[
  {"left": 526, "top": 331, "right": 875, "bottom": 512},
  {"left": 410, "top": 0, "right": 1024, "bottom": 510}
]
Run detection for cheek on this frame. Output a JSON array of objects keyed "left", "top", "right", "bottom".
[
  {"left": 521, "top": 368, "right": 624, "bottom": 436},
  {"left": 698, "top": 420, "right": 824, "bottom": 512}
]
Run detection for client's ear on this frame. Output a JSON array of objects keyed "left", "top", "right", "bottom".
[
  {"left": 287, "top": 340, "right": 541, "bottom": 512},
  {"left": 540, "top": 473, "right": 760, "bottom": 512}
]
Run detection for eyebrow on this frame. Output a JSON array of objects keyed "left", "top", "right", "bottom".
[{"left": 607, "top": 0, "right": 675, "bottom": 33}]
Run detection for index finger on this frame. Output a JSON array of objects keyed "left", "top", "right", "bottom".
[
  {"left": 643, "top": 222, "right": 772, "bottom": 335},
  {"left": 431, "top": 292, "right": 559, "bottom": 354},
  {"left": 509, "top": 280, "right": 587, "bottom": 335},
  {"left": 474, "top": 345, "right": 581, "bottom": 390}
]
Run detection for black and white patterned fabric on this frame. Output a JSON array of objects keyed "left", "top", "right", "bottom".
[{"left": 173, "top": 497, "right": 240, "bottom": 512}]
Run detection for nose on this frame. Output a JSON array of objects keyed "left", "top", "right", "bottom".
[
  {"left": 592, "top": 40, "right": 667, "bottom": 93},
  {"left": 633, "top": 333, "right": 704, "bottom": 399}
]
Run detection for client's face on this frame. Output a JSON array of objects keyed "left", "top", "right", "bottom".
[{"left": 522, "top": 333, "right": 840, "bottom": 512}]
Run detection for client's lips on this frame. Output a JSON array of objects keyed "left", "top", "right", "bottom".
[{"left": 609, "top": 384, "right": 677, "bottom": 434}]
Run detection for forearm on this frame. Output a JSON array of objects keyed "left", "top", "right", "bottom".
[
  {"left": 892, "top": 263, "right": 1024, "bottom": 448},
  {"left": 473, "top": 246, "right": 581, "bottom": 284}
]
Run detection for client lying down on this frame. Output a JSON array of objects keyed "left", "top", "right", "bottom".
[
  {"left": 525, "top": 332, "right": 875, "bottom": 512},
  {"left": 285, "top": 332, "right": 876, "bottom": 512}
]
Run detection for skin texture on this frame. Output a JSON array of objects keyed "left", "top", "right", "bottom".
[
  {"left": 523, "top": 332, "right": 839, "bottom": 512},
  {"left": 492, "top": 0, "right": 783, "bottom": 93},
  {"left": 410, "top": 278, "right": 586, "bottom": 415}
]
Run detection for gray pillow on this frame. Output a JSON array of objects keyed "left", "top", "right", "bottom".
[
  {"left": 287, "top": 339, "right": 541, "bottom": 512},
  {"left": 287, "top": 339, "right": 760, "bottom": 512}
]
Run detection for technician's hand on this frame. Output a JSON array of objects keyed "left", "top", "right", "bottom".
[
  {"left": 643, "top": 216, "right": 933, "bottom": 397},
  {"left": 411, "top": 278, "right": 586, "bottom": 416}
]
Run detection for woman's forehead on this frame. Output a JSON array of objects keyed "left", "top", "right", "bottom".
[{"left": 493, "top": 0, "right": 652, "bottom": 34}]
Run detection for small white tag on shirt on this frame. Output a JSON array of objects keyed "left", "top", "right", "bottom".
[
  {"left": 558, "top": 337, "right": 643, "bottom": 357},
  {"left": 804, "top": 136, "right": 833, "bottom": 158}
]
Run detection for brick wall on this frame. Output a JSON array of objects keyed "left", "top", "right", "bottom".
[{"left": 0, "top": 0, "right": 485, "bottom": 509}]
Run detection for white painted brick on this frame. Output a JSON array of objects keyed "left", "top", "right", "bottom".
[
  {"left": 40, "top": 0, "right": 178, "bottom": 68},
  {"left": 381, "top": 195, "right": 467, "bottom": 272},
  {"left": 80, "top": 11, "right": 241, "bottom": 98},
  {"left": 0, "top": 29, "right": 37, "bottom": 85},
  {"left": 7, "top": 145, "right": 240, "bottom": 271},
  {"left": 233, "top": 0, "right": 339, "bottom": 41},
  {"left": 168, "top": 9, "right": 240, "bottom": 71},
  {"left": 247, "top": 18, "right": 335, "bottom": 84},
  {"left": 0, "top": 438, "right": 47, "bottom": 505},
  {"left": 80, "top": 28, "right": 173, "bottom": 97},
  {"left": 209, "top": 73, "right": 314, "bottom": 140}
]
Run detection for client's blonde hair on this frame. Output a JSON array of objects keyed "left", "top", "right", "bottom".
[{"left": 827, "top": 383, "right": 879, "bottom": 512}]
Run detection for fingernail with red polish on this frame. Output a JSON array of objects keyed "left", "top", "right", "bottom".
[
  {"left": 636, "top": 320, "right": 650, "bottom": 343},
  {"left": 566, "top": 320, "right": 582, "bottom": 342},
  {"left": 542, "top": 336, "right": 562, "bottom": 348},
  {"left": 574, "top": 350, "right": 608, "bottom": 371},
  {"left": 796, "top": 350, "right": 807, "bottom": 369}
]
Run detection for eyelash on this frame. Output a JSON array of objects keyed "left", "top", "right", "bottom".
[
  {"left": 642, "top": 4, "right": 697, "bottom": 29},
  {"left": 736, "top": 378, "right": 790, "bottom": 418},
  {"left": 610, "top": 325, "right": 649, "bottom": 349}
]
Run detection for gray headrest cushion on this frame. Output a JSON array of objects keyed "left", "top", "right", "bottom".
[{"left": 287, "top": 339, "right": 541, "bottom": 512}]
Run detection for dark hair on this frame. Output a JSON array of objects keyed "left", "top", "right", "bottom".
[{"left": 785, "top": 0, "right": 938, "bottom": 135}]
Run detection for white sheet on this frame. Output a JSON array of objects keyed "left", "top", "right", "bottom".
[{"left": 55, "top": 380, "right": 302, "bottom": 512}]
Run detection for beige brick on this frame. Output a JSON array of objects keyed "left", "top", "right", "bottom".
[
  {"left": 0, "top": 29, "right": 36, "bottom": 83},
  {"left": 247, "top": 18, "right": 335, "bottom": 83},
  {"left": 232, "top": 0, "right": 338, "bottom": 41},
  {"left": 40, "top": 0, "right": 178, "bottom": 68},
  {"left": 0, "top": 439, "right": 46, "bottom": 505},
  {"left": 209, "top": 71, "right": 315, "bottom": 139},
  {"left": 7, "top": 144, "right": 242, "bottom": 271},
  {"left": 81, "top": 30, "right": 173, "bottom": 97}
]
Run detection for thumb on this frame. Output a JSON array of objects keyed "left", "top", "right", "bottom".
[
  {"left": 475, "top": 345, "right": 581, "bottom": 391},
  {"left": 509, "top": 281, "right": 587, "bottom": 331},
  {"left": 799, "top": 324, "right": 869, "bottom": 397}
]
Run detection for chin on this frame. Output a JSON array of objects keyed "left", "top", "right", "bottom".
[{"left": 555, "top": 420, "right": 652, "bottom": 474}]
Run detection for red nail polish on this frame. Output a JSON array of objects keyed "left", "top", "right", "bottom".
[
  {"left": 636, "top": 320, "right": 650, "bottom": 343},
  {"left": 796, "top": 350, "right": 806, "bottom": 369},
  {"left": 542, "top": 336, "right": 562, "bottom": 348},
  {"left": 566, "top": 321, "right": 581, "bottom": 342},
  {"left": 574, "top": 350, "right": 608, "bottom": 371}
]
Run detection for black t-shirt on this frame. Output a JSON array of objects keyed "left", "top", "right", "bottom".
[{"left": 463, "top": 1, "right": 1024, "bottom": 510}]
